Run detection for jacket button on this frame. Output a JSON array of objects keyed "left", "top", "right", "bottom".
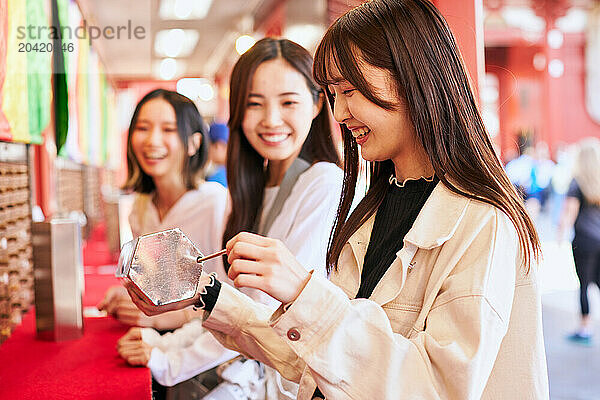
[{"left": 287, "top": 328, "right": 301, "bottom": 341}]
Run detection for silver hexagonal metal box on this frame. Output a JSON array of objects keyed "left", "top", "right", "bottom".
[{"left": 116, "top": 228, "right": 204, "bottom": 306}]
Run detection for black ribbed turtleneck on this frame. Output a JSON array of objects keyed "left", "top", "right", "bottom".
[{"left": 355, "top": 176, "right": 438, "bottom": 299}]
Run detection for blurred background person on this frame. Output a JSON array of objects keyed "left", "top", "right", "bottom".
[
  {"left": 206, "top": 122, "right": 229, "bottom": 187},
  {"left": 506, "top": 142, "right": 556, "bottom": 222},
  {"left": 529, "top": 142, "right": 556, "bottom": 216},
  {"left": 505, "top": 146, "right": 535, "bottom": 200},
  {"left": 558, "top": 137, "right": 600, "bottom": 346},
  {"left": 549, "top": 143, "right": 576, "bottom": 229}
]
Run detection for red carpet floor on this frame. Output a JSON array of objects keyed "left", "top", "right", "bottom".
[
  {"left": 83, "top": 222, "right": 119, "bottom": 269},
  {"left": 0, "top": 223, "right": 152, "bottom": 399}
]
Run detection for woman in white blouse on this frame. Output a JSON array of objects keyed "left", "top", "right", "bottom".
[{"left": 97, "top": 89, "right": 228, "bottom": 330}]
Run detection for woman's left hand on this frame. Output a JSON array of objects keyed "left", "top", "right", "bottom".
[
  {"left": 117, "top": 327, "right": 152, "bottom": 366},
  {"left": 124, "top": 273, "right": 211, "bottom": 316},
  {"left": 226, "top": 232, "right": 311, "bottom": 304}
]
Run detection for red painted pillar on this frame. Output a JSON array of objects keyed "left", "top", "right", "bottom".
[
  {"left": 214, "top": 72, "right": 229, "bottom": 124},
  {"left": 325, "top": 1, "right": 485, "bottom": 100},
  {"left": 433, "top": 0, "right": 485, "bottom": 101},
  {"left": 33, "top": 126, "right": 57, "bottom": 218},
  {"left": 327, "top": 0, "right": 365, "bottom": 25},
  {"left": 255, "top": 0, "right": 286, "bottom": 37},
  {"left": 542, "top": 21, "right": 560, "bottom": 152},
  {"left": 533, "top": 1, "right": 570, "bottom": 153}
]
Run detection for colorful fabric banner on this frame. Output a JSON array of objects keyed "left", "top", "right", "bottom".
[
  {"left": 0, "top": 0, "right": 12, "bottom": 141},
  {"left": 87, "top": 50, "right": 100, "bottom": 165},
  {"left": 62, "top": 0, "right": 80, "bottom": 161},
  {"left": 0, "top": 0, "right": 117, "bottom": 165},
  {"left": 53, "top": 0, "right": 69, "bottom": 153},
  {"left": 76, "top": 32, "right": 89, "bottom": 163},
  {"left": 2, "top": 0, "right": 30, "bottom": 142},
  {"left": 27, "top": 0, "right": 52, "bottom": 143},
  {"left": 0, "top": 0, "right": 52, "bottom": 144}
]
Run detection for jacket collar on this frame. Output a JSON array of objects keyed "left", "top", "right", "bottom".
[
  {"left": 343, "top": 213, "right": 375, "bottom": 296},
  {"left": 342, "top": 181, "right": 470, "bottom": 303},
  {"left": 403, "top": 180, "right": 471, "bottom": 249},
  {"left": 347, "top": 214, "right": 375, "bottom": 263},
  {"left": 348, "top": 180, "right": 470, "bottom": 256}
]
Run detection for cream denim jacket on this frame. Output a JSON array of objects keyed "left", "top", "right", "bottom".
[{"left": 203, "top": 182, "right": 549, "bottom": 399}]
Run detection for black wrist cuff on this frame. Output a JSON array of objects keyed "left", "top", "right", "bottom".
[{"left": 193, "top": 272, "right": 221, "bottom": 312}]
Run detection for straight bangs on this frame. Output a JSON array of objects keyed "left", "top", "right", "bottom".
[{"left": 313, "top": 20, "right": 395, "bottom": 111}]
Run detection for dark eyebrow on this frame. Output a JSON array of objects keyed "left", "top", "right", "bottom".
[
  {"left": 136, "top": 118, "right": 176, "bottom": 125},
  {"left": 248, "top": 92, "right": 301, "bottom": 98},
  {"left": 327, "top": 75, "right": 346, "bottom": 84}
]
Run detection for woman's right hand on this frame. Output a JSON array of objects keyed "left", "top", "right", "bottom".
[
  {"left": 112, "top": 298, "right": 158, "bottom": 327},
  {"left": 227, "top": 232, "right": 310, "bottom": 304},
  {"left": 97, "top": 285, "right": 128, "bottom": 315},
  {"left": 98, "top": 285, "right": 156, "bottom": 327}
]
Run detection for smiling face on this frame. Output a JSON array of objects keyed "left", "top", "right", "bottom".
[
  {"left": 130, "top": 98, "right": 186, "bottom": 186},
  {"left": 241, "top": 58, "right": 320, "bottom": 163},
  {"left": 327, "top": 60, "right": 422, "bottom": 170}
]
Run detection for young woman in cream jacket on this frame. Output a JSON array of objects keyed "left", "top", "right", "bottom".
[{"left": 127, "top": 1, "right": 549, "bottom": 398}]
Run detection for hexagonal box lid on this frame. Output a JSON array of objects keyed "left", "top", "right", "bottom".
[{"left": 116, "top": 228, "right": 204, "bottom": 306}]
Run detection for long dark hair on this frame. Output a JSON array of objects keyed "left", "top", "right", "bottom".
[
  {"left": 124, "top": 89, "right": 209, "bottom": 193},
  {"left": 222, "top": 38, "right": 340, "bottom": 269},
  {"left": 314, "top": 0, "right": 540, "bottom": 272}
]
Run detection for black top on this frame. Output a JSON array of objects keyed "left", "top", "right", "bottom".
[
  {"left": 568, "top": 179, "right": 600, "bottom": 248},
  {"left": 355, "top": 176, "right": 438, "bottom": 299}
]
